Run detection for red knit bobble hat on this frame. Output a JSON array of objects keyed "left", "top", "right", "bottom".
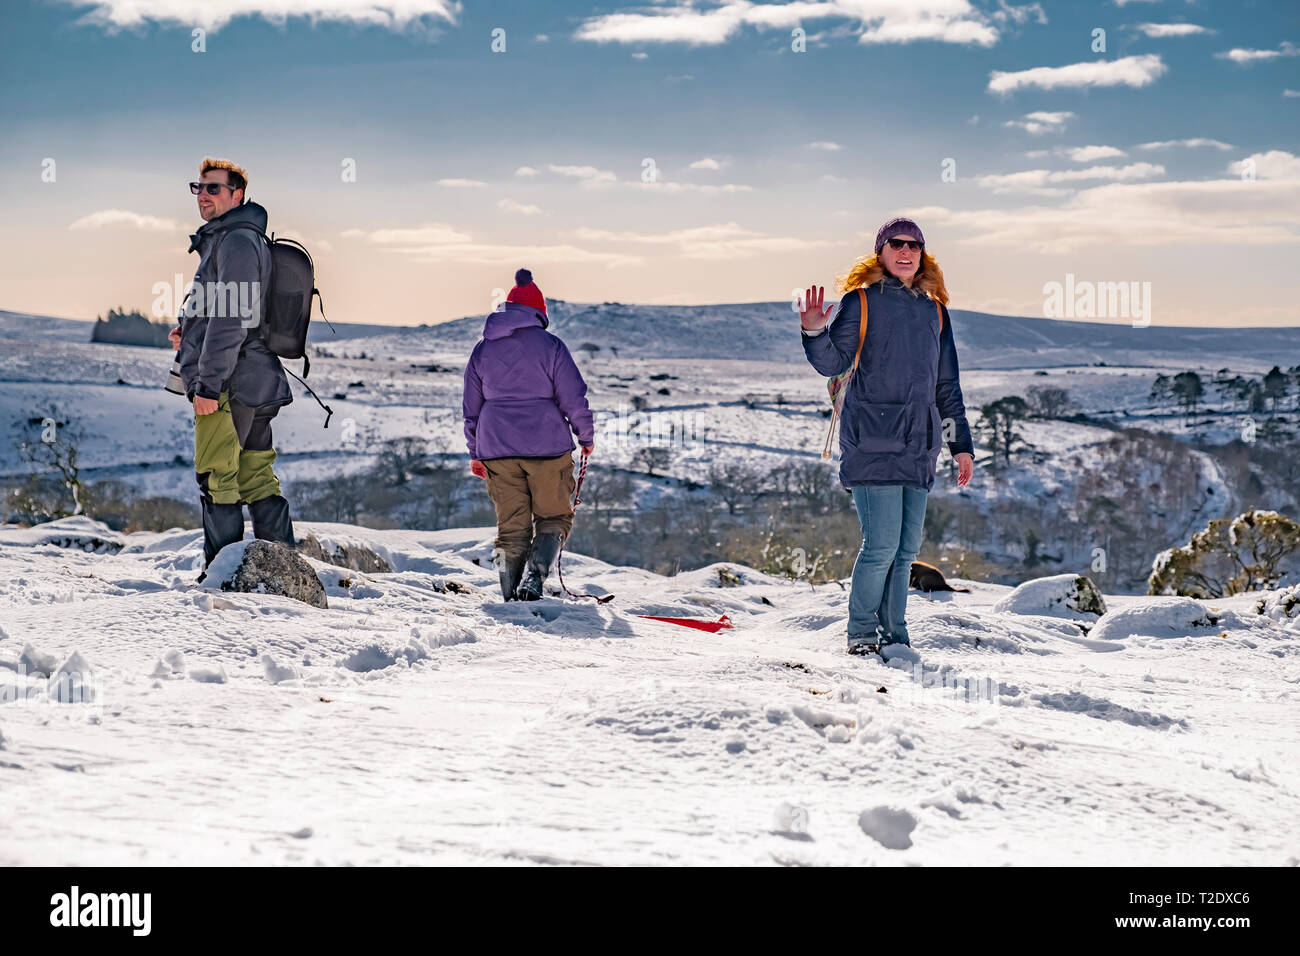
[{"left": 506, "top": 268, "right": 547, "bottom": 315}]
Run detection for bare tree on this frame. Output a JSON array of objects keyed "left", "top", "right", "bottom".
[
  {"left": 13, "top": 404, "right": 84, "bottom": 516},
  {"left": 1027, "top": 385, "right": 1072, "bottom": 419},
  {"left": 632, "top": 446, "right": 673, "bottom": 477},
  {"left": 377, "top": 436, "right": 427, "bottom": 486},
  {"left": 975, "top": 396, "right": 1030, "bottom": 466}
]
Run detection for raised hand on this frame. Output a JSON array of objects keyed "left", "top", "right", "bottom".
[{"left": 799, "top": 285, "right": 833, "bottom": 332}]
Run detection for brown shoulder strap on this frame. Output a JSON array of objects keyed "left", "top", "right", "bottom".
[{"left": 851, "top": 287, "right": 869, "bottom": 371}]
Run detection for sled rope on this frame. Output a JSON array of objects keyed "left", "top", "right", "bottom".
[{"left": 556, "top": 450, "right": 614, "bottom": 603}]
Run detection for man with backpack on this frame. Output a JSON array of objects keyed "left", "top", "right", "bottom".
[{"left": 169, "top": 158, "right": 295, "bottom": 575}]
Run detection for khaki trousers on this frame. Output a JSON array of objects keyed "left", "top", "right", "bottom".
[{"left": 483, "top": 453, "right": 576, "bottom": 559}]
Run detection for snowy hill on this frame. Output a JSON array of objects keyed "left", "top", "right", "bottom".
[{"left": 1, "top": 516, "right": 1297, "bottom": 865}]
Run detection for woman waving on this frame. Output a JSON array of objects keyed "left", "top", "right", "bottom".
[{"left": 801, "top": 218, "right": 975, "bottom": 656}]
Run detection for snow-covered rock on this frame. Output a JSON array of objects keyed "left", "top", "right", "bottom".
[
  {"left": 1089, "top": 597, "right": 1236, "bottom": 642},
  {"left": 296, "top": 533, "right": 393, "bottom": 574},
  {"left": 0, "top": 516, "right": 124, "bottom": 553},
  {"left": 1256, "top": 585, "right": 1300, "bottom": 631},
  {"left": 992, "top": 573, "right": 1107, "bottom": 622},
  {"left": 203, "top": 540, "right": 328, "bottom": 609}
]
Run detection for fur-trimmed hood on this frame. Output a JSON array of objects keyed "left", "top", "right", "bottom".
[{"left": 839, "top": 252, "right": 948, "bottom": 307}]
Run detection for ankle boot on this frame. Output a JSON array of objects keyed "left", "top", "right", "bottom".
[
  {"left": 494, "top": 549, "right": 528, "bottom": 602},
  {"left": 516, "top": 532, "right": 562, "bottom": 601}
]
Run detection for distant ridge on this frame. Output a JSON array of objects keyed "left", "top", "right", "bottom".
[
  {"left": 315, "top": 300, "right": 1300, "bottom": 371},
  {"left": 4, "top": 303, "right": 1295, "bottom": 370}
]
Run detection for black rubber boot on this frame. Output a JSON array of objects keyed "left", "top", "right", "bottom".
[
  {"left": 516, "top": 532, "right": 562, "bottom": 601},
  {"left": 494, "top": 549, "right": 528, "bottom": 602},
  {"left": 248, "top": 494, "right": 295, "bottom": 547},
  {"left": 201, "top": 500, "right": 245, "bottom": 567}
]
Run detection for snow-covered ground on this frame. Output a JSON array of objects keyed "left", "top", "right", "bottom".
[{"left": 1, "top": 517, "right": 1296, "bottom": 866}]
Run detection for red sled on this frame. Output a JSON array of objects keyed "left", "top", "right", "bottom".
[{"left": 637, "top": 614, "right": 734, "bottom": 633}]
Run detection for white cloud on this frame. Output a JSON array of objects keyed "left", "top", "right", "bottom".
[
  {"left": 1048, "top": 162, "right": 1164, "bottom": 182},
  {"left": 343, "top": 222, "right": 639, "bottom": 267},
  {"left": 60, "top": 0, "right": 461, "bottom": 33},
  {"left": 1226, "top": 150, "right": 1300, "bottom": 180},
  {"left": 907, "top": 153, "right": 1300, "bottom": 252},
  {"left": 1216, "top": 42, "right": 1298, "bottom": 64},
  {"left": 974, "top": 162, "right": 1163, "bottom": 193},
  {"left": 631, "top": 51, "right": 649, "bottom": 59},
  {"left": 808, "top": 140, "right": 843, "bottom": 151},
  {"left": 514, "top": 166, "right": 538, "bottom": 178},
  {"left": 547, "top": 164, "right": 618, "bottom": 186},
  {"left": 1134, "top": 23, "right": 1210, "bottom": 38},
  {"left": 497, "top": 198, "right": 541, "bottom": 216},
  {"left": 989, "top": 54, "right": 1166, "bottom": 93},
  {"left": 1284, "top": 89, "right": 1300, "bottom": 97},
  {"left": 1003, "top": 111, "right": 1074, "bottom": 134},
  {"left": 858, "top": 13, "right": 997, "bottom": 47},
  {"left": 571, "top": 222, "right": 823, "bottom": 259},
  {"left": 690, "top": 157, "right": 724, "bottom": 170},
  {"left": 1060, "top": 145, "right": 1126, "bottom": 162},
  {"left": 572, "top": 1, "right": 1024, "bottom": 49},
  {"left": 988, "top": 1, "right": 1046, "bottom": 27},
  {"left": 525, "top": 162, "right": 751, "bottom": 193},
  {"left": 69, "top": 209, "right": 183, "bottom": 232},
  {"left": 437, "top": 178, "right": 486, "bottom": 187},
  {"left": 342, "top": 222, "right": 470, "bottom": 245},
  {"left": 1137, "top": 138, "right": 1233, "bottom": 151},
  {"left": 630, "top": 181, "right": 754, "bottom": 193}
]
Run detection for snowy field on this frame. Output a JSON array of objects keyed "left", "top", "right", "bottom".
[{"left": 1, "top": 517, "right": 1297, "bottom": 866}]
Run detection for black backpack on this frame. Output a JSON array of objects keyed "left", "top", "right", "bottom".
[{"left": 218, "top": 223, "right": 335, "bottom": 425}]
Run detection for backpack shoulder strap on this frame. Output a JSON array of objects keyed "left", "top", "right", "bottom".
[
  {"left": 215, "top": 222, "right": 269, "bottom": 243},
  {"left": 851, "top": 287, "right": 869, "bottom": 371},
  {"left": 211, "top": 222, "right": 270, "bottom": 263},
  {"left": 935, "top": 299, "right": 945, "bottom": 332}
]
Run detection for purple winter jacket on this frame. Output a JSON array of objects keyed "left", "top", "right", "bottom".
[{"left": 463, "top": 302, "right": 595, "bottom": 460}]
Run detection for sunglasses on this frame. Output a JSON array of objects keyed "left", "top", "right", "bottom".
[
  {"left": 190, "top": 181, "right": 239, "bottom": 195},
  {"left": 886, "top": 238, "right": 923, "bottom": 252}
]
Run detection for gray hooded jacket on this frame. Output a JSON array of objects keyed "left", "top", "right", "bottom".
[{"left": 177, "top": 200, "right": 293, "bottom": 410}]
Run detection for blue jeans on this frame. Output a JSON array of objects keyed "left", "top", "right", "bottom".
[{"left": 847, "top": 485, "right": 928, "bottom": 646}]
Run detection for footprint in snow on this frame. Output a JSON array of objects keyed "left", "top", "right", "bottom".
[{"left": 858, "top": 805, "right": 917, "bottom": 850}]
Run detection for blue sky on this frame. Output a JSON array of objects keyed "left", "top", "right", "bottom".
[{"left": 1, "top": 0, "right": 1297, "bottom": 327}]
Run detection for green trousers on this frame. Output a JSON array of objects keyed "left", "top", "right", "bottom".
[{"left": 193, "top": 391, "right": 283, "bottom": 505}]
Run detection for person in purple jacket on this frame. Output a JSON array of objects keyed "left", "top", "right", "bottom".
[{"left": 464, "top": 269, "right": 596, "bottom": 601}]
